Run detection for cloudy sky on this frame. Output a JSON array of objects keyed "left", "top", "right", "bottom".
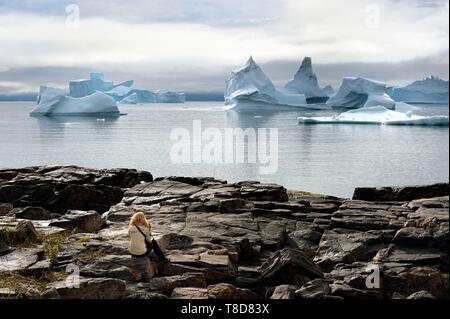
[{"left": 0, "top": 0, "right": 448, "bottom": 95}]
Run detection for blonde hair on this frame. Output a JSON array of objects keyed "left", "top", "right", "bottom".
[{"left": 129, "top": 212, "right": 151, "bottom": 230}]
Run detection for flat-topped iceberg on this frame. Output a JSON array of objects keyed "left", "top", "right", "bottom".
[
  {"left": 224, "top": 57, "right": 311, "bottom": 111},
  {"left": 285, "top": 57, "right": 333, "bottom": 103},
  {"left": 386, "top": 76, "right": 449, "bottom": 104},
  {"left": 30, "top": 86, "right": 120, "bottom": 116},
  {"left": 298, "top": 106, "right": 449, "bottom": 126},
  {"left": 70, "top": 72, "right": 185, "bottom": 104},
  {"left": 70, "top": 72, "right": 114, "bottom": 98},
  {"left": 119, "top": 90, "right": 158, "bottom": 104},
  {"left": 156, "top": 90, "right": 186, "bottom": 103},
  {"left": 327, "top": 77, "right": 396, "bottom": 111}
]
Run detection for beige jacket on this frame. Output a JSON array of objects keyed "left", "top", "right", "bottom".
[{"left": 128, "top": 225, "right": 153, "bottom": 256}]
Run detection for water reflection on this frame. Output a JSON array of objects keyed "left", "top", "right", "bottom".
[{"left": 34, "top": 115, "right": 120, "bottom": 139}]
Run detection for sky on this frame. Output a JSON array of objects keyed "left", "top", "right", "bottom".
[{"left": 0, "top": 0, "right": 448, "bottom": 95}]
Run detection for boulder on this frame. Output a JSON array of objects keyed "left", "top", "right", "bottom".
[
  {"left": 48, "top": 277, "right": 126, "bottom": 299},
  {"left": 0, "top": 220, "right": 40, "bottom": 246},
  {"left": 49, "top": 210, "right": 104, "bottom": 233},
  {"left": 330, "top": 283, "right": 382, "bottom": 299},
  {"left": 353, "top": 183, "right": 449, "bottom": 201},
  {"left": 171, "top": 287, "right": 209, "bottom": 299},
  {"left": 0, "top": 248, "right": 43, "bottom": 273},
  {"left": 0, "top": 203, "right": 13, "bottom": 216},
  {"left": 80, "top": 255, "right": 157, "bottom": 282},
  {"left": 158, "top": 233, "right": 193, "bottom": 250},
  {"left": 207, "top": 283, "right": 261, "bottom": 299},
  {"left": 149, "top": 273, "right": 206, "bottom": 295},
  {"left": 219, "top": 198, "right": 246, "bottom": 213},
  {"left": 315, "top": 229, "right": 386, "bottom": 270},
  {"left": 270, "top": 285, "right": 297, "bottom": 299},
  {"left": 13, "top": 206, "right": 51, "bottom": 220},
  {"left": 260, "top": 248, "right": 323, "bottom": 286},
  {"left": 296, "top": 279, "right": 331, "bottom": 299}
]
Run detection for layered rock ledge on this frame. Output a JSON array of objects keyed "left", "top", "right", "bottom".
[{"left": 0, "top": 166, "right": 448, "bottom": 299}]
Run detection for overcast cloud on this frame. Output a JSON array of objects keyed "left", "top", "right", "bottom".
[{"left": 0, "top": 0, "right": 448, "bottom": 94}]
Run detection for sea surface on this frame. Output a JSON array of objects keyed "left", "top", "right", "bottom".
[{"left": 0, "top": 102, "right": 448, "bottom": 198}]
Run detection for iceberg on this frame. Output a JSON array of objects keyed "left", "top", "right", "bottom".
[
  {"left": 298, "top": 106, "right": 449, "bottom": 126},
  {"left": 119, "top": 90, "right": 158, "bottom": 104},
  {"left": 30, "top": 86, "right": 120, "bottom": 116},
  {"left": 105, "top": 85, "right": 135, "bottom": 101},
  {"left": 386, "top": 76, "right": 449, "bottom": 104},
  {"left": 224, "top": 56, "right": 310, "bottom": 111},
  {"left": 156, "top": 90, "right": 186, "bottom": 103},
  {"left": 69, "top": 72, "right": 114, "bottom": 98},
  {"left": 285, "top": 57, "right": 333, "bottom": 103},
  {"left": 326, "top": 77, "right": 396, "bottom": 111},
  {"left": 69, "top": 72, "right": 185, "bottom": 104}
]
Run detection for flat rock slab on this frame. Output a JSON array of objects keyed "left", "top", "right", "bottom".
[{"left": 0, "top": 248, "right": 43, "bottom": 273}]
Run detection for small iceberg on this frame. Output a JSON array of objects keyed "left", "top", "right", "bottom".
[
  {"left": 30, "top": 86, "right": 120, "bottom": 117},
  {"left": 298, "top": 106, "right": 449, "bottom": 126},
  {"left": 224, "top": 56, "right": 314, "bottom": 111},
  {"left": 386, "top": 76, "right": 449, "bottom": 104},
  {"left": 327, "top": 77, "right": 396, "bottom": 111},
  {"left": 284, "top": 57, "right": 334, "bottom": 103}
]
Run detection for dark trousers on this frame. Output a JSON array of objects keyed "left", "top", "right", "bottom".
[{"left": 148, "top": 239, "right": 167, "bottom": 262}]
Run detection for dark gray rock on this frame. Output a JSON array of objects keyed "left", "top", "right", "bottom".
[
  {"left": 207, "top": 283, "right": 261, "bottom": 299},
  {"left": 296, "top": 279, "right": 331, "bottom": 299},
  {"left": 0, "top": 203, "right": 13, "bottom": 216},
  {"left": 260, "top": 248, "right": 323, "bottom": 286},
  {"left": 353, "top": 183, "right": 449, "bottom": 202},
  {"left": 149, "top": 273, "right": 206, "bottom": 295},
  {"left": 50, "top": 210, "right": 104, "bottom": 233},
  {"left": 13, "top": 206, "right": 51, "bottom": 220},
  {"left": 48, "top": 277, "right": 126, "bottom": 299},
  {"left": 270, "top": 285, "right": 298, "bottom": 299}
]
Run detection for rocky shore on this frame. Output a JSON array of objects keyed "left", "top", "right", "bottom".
[{"left": 0, "top": 166, "right": 448, "bottom": 299}]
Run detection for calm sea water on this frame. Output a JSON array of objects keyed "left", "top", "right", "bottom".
[{"left": 0, "top": 101, "right": 448, "bottom": 198}]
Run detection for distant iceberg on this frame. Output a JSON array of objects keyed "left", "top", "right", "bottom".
[
  {"left": 119, "top": 90, "right": 158, "bottom": 104},
  {"left": 156, "top": 90, "right": 186, "bottom": 103},
  {"left": 70, "top": 72, "right": 185, "bottom": 104},
  {"left": 386, "top": 76, "right": 449, "bottom": 104},
  {"left": 30, "top": 86, "right": 120, "bottom": 116},
  {"left": 326, "top": 77, "right": 396, "bottom": 111},
  {"left": 298, "top": 106, "right": 449, "bottom": 126},
  {"left": 225, "top": 57, "right": 314, "bottom": 111},
  {"left": 285, "top": 57, "right": 333, "bottom": 103}
]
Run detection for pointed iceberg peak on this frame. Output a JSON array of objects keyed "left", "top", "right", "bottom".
[
  {"left": 225, "top": 56, "right": 308, "bottom": 110},
  {"left": 299, "top": 57, "right": 313, "bottom": 74},
  {"left": 285, "top": 57, "right": 332, "bottom": 100}
]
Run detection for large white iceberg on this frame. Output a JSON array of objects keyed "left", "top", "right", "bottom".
[
  {"left": 326, "top": 77, "right": 396, "bottom": 111},
  {"left": 30, "top": 86, "right": 120, "bottom": 116},
  {"left": 224, "top": 57, "right": 311, "bottom": 111},
  {"left": 386, "top": 76, "right": 449, "bottom": 104},
  {"left": 298, "top": 106, "right": 449, "bottom": 126},
  {"left": 285, "top": 57, "right": 333, "bottom": 102}
]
